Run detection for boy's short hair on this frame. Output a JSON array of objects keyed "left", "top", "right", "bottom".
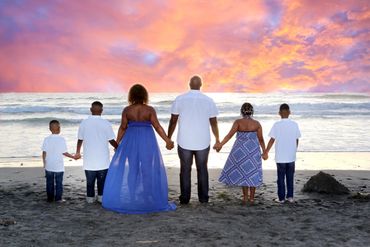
[
  {"left": 49, "top": 119, "right": 60, "bottom": 127},
  {"left": 91, "top": 101, "right": 103, "bottom": 108},
  {"left": 279, "top": 103, "right": 290, "bottom": 111}
]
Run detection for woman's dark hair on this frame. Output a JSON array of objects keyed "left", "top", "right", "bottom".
[
  {"left": 240, "top": 102, "right": 254, "bottom": 117},
  {"left": 128, "top": 84, "right": 149, "bottom": 105}
]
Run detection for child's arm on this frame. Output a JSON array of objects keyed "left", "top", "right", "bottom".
[
  {"left": 256, "top": 123, "right": 266, "bottom": 154},
  {"left": 263, "top": 138, "right": 275, "bottom": 160},
  {"left": 63, "top": 152, "right": 76, "bottom": 160},
  {"left": 214, "top": 120, "right": 239, "bottom": 152},
  {"left": 42, "top": 151, "right": 46, "bottom": 168},
  {"left": 264, "top": 138, "right": 275, "bottom": 155}
]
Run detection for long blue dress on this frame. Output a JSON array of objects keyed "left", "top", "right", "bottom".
[
  {"left": 102, "top": 121, "right": 176, "bottom": 214},
  {"left": 219, "top": 131, "right": 263, "bottom": 187}
]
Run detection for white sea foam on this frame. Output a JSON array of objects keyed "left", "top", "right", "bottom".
[{"left": 1, "top": 93, "right": 370, "bottom": 162}]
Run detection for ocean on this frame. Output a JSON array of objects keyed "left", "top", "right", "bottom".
[{"left": 1, "top": 92, "right": 370, "bottom": 168}]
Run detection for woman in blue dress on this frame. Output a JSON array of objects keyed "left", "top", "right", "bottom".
[
  {"left": 214, "top": 103, "right": 266, "bottom": 204},
  {"left": 102, "top": 84, "right": 176, "bottom": 214}
]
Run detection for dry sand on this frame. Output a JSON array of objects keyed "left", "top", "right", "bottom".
[{"left": 1, "top": 165, "right": 369, "bottom": 247}]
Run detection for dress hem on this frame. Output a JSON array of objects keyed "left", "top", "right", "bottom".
[{"left": 102, "top": 203, "right": 177, "bottom": 215}]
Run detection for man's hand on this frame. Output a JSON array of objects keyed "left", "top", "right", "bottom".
[
  {"left": 213, "top": 142, "right": 222, "bottom": 152},
  {"left": 74, "top": 153, "right": 81, "bottom": 160},
  {"left": 262, "top": 152, "right": 268, "bottom": 160},
  {"left": 166, "top": 140, "right": 174, "bottom": 150}
]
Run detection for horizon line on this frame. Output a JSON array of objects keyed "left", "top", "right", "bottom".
[{"left": 1, "top": 90, "right": 369, "bottom": 95}]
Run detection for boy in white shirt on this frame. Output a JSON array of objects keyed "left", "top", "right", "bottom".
[
  {"left": 264, "top": 103, "right": 301, "bottom": 203},
  {"left": 75, "top": 101, "right": 118, "bottom": 203},
  {"left": 42, "top": 120, "right": 75, "bottom": 202}
]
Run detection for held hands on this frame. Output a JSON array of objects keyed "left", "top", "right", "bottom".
[
  {"left": 262, "top": 151, "right": 268, "bottom": 161},
  {"left": 166, "top": 140, "right": 175, "bottom": 150},
  {"left": 213, "top": 141, "right": 222, "bottom": 152},
  {"left": 74, "top": 153, "right": 81, "bottom": 160}
]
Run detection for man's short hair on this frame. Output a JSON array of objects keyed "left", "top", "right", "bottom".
[
  {"left": 91, "top": 101, "right": 103, "bottom": 108},
  {"left": 49, "top": 119, "right": 60, "bottom": 127},
  {"left": 190, "top": 75, "right": 202, "bottom": 84},
  {"left": 189, "top": 75, "right": 202, "bottom": 90},
  {"left": 279, "top": 103, "right": 290, "bottom": 111}
]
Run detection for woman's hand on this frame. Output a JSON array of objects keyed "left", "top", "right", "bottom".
[
  {"left": 166, "top": 140, "right": 174, "bottom": 150},
  {"left": 262, "top": 152, "right": 268, "bottom": 160},
  {"left": 213, "top": 142, "right": 222, "bottom": 152}
]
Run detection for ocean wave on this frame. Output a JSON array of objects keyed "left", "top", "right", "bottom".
[
  {"left": 0, "top": 116, "right": 171, "bottom": 125},
  {"left": 2, "top": 113, "right": 370, "bottom": 126},
  {"left": 0, "top": 106, "right": 121, "bottom": 115},
  {"left": 0, "top": 117, "right": 85, "bottom": 125},
  {"left": 2, "top": 102, "right": 370, "bottom": 114},
  {"left": 224, "top": 102, "right": 370, "bottom": 115},
  {"left": 315, "top": 93, "right": 370, "bottom": 100}
]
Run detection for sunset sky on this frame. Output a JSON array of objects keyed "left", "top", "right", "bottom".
[{"left": 0, "top": 0, "right": 369, "bottom": 93}]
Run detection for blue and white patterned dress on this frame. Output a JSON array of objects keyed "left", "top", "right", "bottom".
[{"left": 219, "top": 131, "right": 263, "bottom": 187}]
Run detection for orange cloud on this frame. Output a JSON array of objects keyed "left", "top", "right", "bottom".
[{"left": 0, "top": 0, "right": 369, "bottom": 93}]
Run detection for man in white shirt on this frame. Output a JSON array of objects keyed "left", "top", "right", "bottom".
[
  {"left": 168, "top": 75, "right": 220, "bottom": 204},
  {"left": 264, "top": 103, "right": 301, "bottom": 203},
  {"left": 75, "top": 101, "right": 118, "bottom": 203}
]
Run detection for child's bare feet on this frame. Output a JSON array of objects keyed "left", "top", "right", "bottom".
[{"left": 242, "top": 187, "right": 250, "bottom": 204}]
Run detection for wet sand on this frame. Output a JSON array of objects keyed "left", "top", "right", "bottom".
[{"left": 0, "top": 165, "right": 369, "bottom": 247}]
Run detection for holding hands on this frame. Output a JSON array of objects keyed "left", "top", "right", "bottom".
[
  {"left": 262, "top": 151, "right": 268, "bottom": 161},
  {"left": 166, "top": 139, "right": 175, "bottom": 150},
  {"left": 213, "top": 141, "right": 222, "bottom": 152},
  {"left": 62, "top": 152, "right": 81, "bottom": 161},
  {"left": 74, "top": 153, "right": 81, "bottom": 160}
]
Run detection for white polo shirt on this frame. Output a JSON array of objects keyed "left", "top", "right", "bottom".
[
  {"left": 171, "top": 90, "right": 218, "bottom": 150},
  {"left": 78, "top": 115, "right": 116, "bottom": 171},
  {"left": 41, "top": 134, "right": 68, "bottom": 172},
  {"left": 268, "top": 118, "right": 301, "bottom": 163}
]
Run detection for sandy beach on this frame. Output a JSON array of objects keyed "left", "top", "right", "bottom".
[
  {"left": 1, "top": 154, "right": 369, "bottom": 247},
  {"left": 1, "top": 0, "right": 370, "bottom": 244}
]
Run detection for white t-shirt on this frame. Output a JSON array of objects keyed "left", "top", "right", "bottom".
[
  {"left": 268, "top": 118, "right": 301, "bottom": 163},
  {"left": 78, "top": 115, "right": 116, "bottom": 171},
  {"left": 171, "top": 90, "right": 218, "bottom": 150},
  {"left": 41, "top": 134, "right": 68, "bottom": 172}
]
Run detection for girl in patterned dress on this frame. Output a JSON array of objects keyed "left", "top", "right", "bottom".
[{"left": 214, "top": 103, "right": 266, "bottom": 204}]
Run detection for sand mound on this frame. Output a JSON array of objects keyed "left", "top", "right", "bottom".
[{"left": 302, "top": 171, "right": 350, "bottom": 194}]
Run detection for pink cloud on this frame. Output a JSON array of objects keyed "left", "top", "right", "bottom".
[{"left": 0, "top": 0, "right": 369, "bottom": 93}]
